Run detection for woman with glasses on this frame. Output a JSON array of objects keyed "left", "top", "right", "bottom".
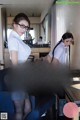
[{"left": 8, "top": 13, "right": 31, "bottom": 120}]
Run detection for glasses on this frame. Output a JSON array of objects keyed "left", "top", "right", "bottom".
[{"left": 17, "top": 23, "right": 29, "bottom": 30}]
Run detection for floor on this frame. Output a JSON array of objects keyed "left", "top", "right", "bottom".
[
  {"left": 41, "top": 116, "right": 72, "bottom": 120},
  {"left": 40, "top": 106, "right": 72, "bottom": 120}
]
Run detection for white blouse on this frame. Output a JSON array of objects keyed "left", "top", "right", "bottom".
[{"left": 8, "top": 30, "right": 31, "bottom": 63}]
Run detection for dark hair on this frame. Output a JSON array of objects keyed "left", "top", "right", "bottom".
[
  {"left": 52, "top": 32, "right": 74, "bottom": 59},
  {"left": 62, "top": 32, "right": 73, "bottom": 41},
  {"left": 13, "top": 13, "right": 30, "bottom": 27}
]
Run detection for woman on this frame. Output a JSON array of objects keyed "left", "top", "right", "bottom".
[
  {"left": 45, "top": 32, "right": 74, "bottom": 65},
  {"left": 8, "top": 13, "right": 31, "bottom": 120}
]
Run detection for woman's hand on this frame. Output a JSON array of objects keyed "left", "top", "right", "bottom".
[
  {"left": 34, "top": 57, "right": 43, "bottom": 62},
  {"left": 52, "top": 57, "right": 60, "bottom": 65}
]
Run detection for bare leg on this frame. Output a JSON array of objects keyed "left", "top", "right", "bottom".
[
  {"left": 13, "top": 100, "right": 24, "bottom": 120},
  {"left": 23, "top": 98, "right": 31, "bottom": 119}
]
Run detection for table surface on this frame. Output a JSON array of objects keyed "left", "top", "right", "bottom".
[{"left": 65, "top": 86, "right": 80, "bottom": 105}]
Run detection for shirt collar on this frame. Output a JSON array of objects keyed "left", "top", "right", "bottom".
[
  {"left": 61, "top": 42, "right": 68, "bottom": 48},
  {"left": 12, "top": 30, "right": 21, "bottom": 39}
]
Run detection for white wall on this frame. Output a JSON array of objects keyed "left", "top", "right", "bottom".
[
  {"left": 50, "top": 5, "right": 56, "bottom": 50},
  {"left": 40, "top": 6, "right": 52, "bottom": 44},
  {"left": 41, "top": 8, "right": 49, "bottom": 22},
  {"left": 40, "top": 13, "right": 51, "bottom": 44},
  {"left": 51, "top": 4, "right": 80, "bottom": 69}
]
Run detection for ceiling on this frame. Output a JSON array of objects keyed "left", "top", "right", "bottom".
[{"left": 0, "top": 0, "right": 54, "bottom": 17}]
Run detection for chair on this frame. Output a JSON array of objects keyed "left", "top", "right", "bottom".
[
  {"left": 27, "top": 95, "right": 55, "bottom": 120},
  {"left": 0, "top": 68, "right": 14, "bottom": 120}
]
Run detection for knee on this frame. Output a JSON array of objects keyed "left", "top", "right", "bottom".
[
  {"left": 24, "top": 99, "right": 31, "bottom": 114},
  {"left": 24, "top": 103, "right": 31, "bottom": 114},
  {"left": 16, "top": 107, "right": 23, "bottom": 113},
  {"left": 13, "top": 101, "right": 23, "bottom": 113}
]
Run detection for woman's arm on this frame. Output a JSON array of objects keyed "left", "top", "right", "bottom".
[
  {"left": 44, "top": 55, "right": 60, "bottom": 64},
  {"left": 52, "top": 47, "right": 63, "bottom": 65},
  {"left": 39, "top": 55, "right": 52, "bottom": 63},
  {"left": 10, "top": 51, "right": 18, "bottom": 65},
  {"left": 44, "top": 55, "right": 52, "bottom": 63},
  {"left": 52, "top": 57, "right": 60, "bottom": 65}
]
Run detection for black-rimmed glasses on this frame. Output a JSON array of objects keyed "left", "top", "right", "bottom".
[{"left": 17, "top": 23, "right": 30, "bottom": 30}]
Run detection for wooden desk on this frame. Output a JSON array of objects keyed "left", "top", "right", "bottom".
[
  {"left": 4, "top": 48, "right": 50, "bottom": 67},
  {"left": 31, "top": 47, "right": 50, "bottom": 59},
  {"left": 65, "top": 86, "right": 80, "bottom": 120}
]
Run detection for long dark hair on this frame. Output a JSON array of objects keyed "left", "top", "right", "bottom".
[
  {"left": 52, "top": 32, "right": 74, "bottom": 60},
  {"left": 13, "top": 13, "right": 30, "bottom": 27}
]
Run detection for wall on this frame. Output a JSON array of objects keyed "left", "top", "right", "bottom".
[
  {"left": 0, "top": 5, "right": 6, "bottom": 68},
  {"left": 51, "top": 4, "right": 56, "bottom": 50},
  {"left": 7, "top": 16, "right": 41, "bottom": 25},
  {"left": 0, "top": 6, "right": 3, "bottom": 63},
  {"left": 40, "top": 13, "right": 51, "bottom": 44},
  {"left": 41, "top": 8, "right": 49, "bottom": 22},
  {"left": 51, "top": 4, "right": 80, "bottom": 69}
]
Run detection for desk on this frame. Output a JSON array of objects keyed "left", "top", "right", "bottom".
[
  {"left": 31, "top": 47, "right": 50, "bottom": 59},
  {"left": 4, "top": 48, "right": 50, "bottom": 67},
  {"left": 65, "top": 86, "right": 80, "bottom": 120}
]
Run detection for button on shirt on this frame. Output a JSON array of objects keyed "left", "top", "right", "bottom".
[
  {"left": 8, "top": 30, "right": 31, "bottom": 63},
  {"left": 49, "top": 42, "right": 69, "bottom": 64}
]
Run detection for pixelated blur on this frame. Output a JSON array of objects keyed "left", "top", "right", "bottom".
[{"left": 3, "top": 61, "right": 72, "bottom": 96}]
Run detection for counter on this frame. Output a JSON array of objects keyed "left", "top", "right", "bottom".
[
  {"left": 65, "top": 86, "right": 80, "bottom": 120},
  {"left": 4, "top": 47, "right": 51, "bottom": 67}
]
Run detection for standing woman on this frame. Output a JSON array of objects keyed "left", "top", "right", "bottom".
[
  {"left": 8, "top": 13, "right": 31, "bottom": 120},
  {"left": 46, "top": 32, "right": 74, "bottom": 65}
]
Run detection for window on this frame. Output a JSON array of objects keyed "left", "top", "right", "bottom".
[
  {"left": 29, "top": 30, "right": 35, "bottom": 44},
  {"left": 21, "top": 33, "right": 25, "bottom": 40},
  {"left": 7, "top": 29, "right": 12, "bottom": 40},
  {"left": 29, "top": 30, "right": 35, "bottom": 39},
  {"left": 7, "top": 29, "right": 35, "bottom": 43},
  {"left": 21, "top": 30, "right": 35, "bottom": 44}
]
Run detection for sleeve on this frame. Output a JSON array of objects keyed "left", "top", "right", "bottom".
[
  {"left": 8, "top": 38, "right": 19, "bottom": 51},
  {"left": 54, "top": 47, "right": 63, "bottom": 60}
]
